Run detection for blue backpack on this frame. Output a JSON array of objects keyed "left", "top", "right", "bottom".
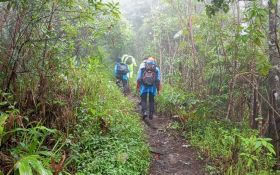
[{"left": 116, "top": 63, "right": 129, "bottom": 78}]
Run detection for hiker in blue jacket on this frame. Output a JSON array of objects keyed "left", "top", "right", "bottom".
[
  {"left": 137, "top": 57, "right": 161, "bottom": 120},
  {"left": 115, "top": 57, "right": 130, "bottom": 94}
]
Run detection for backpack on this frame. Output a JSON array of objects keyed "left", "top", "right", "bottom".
[
  {"left": 141, "top": 62, "right": 157, "bottom": 86},
  {"left": 116, "top": 63, "right": 129, "bottom": 78}
]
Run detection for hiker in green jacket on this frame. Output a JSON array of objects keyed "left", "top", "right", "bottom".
[{"left": 122, "top": 55, "right": 137, "bottom": 78}]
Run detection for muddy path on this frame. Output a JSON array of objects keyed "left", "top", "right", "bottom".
[
  {"left": 131, "top": 95, "right": 206, "bottom": 175},
  {"left": 144, "top": 114, "right": 206, "bottom": 175}
]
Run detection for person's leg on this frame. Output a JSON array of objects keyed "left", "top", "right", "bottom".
[
  {"left": 149, "top": 93, "right": 155, "bottom": 119},
  {"left": 126, "top": 79, "right": 130, "bottom": 93},
  {"left": 122, "top": 79, "right": 128, "bottom": 94},
  {"left": 116, "top": 78, "right": 121, "bottom": 87},
  {"left": 141, "top": 93, "right": 148, "bottom": 119}
]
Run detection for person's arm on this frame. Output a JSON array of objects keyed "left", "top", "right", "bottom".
[
  {"left": 138, "top": 63, "right": 143, "bottom": 74},
  {"left": 136, "top": 69, "right": 142, "bottom": 92},
  {"left": 127, "top": 65, "right": 130, "bottom": 77},
  {"left": 156, "top": 68, "right": 161, "bottom": 94},
  {"left": 114, "top": 64, "right": 118, "bottom": 77},
  {"left": 132, "top": 57, "right": 137, "bottom": 67}
]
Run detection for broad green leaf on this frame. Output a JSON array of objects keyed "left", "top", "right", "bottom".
[
  {"left": 0, "top": 101, "right": 8, "bottom": 106},
  {"left": 254, "top": 141, "right": 262, "bottom": 149},
  {"left": 265, "top": 144, "right": 276, "bottom": 155},
  {"left": 16, "top": 160, "right": 33, "bottom": 175},
  {"left": 15, "top": 155, "right": 52, "bottom": 175},
  {"left": 29, "top": 157, "right": 52, "bottom": 175}
]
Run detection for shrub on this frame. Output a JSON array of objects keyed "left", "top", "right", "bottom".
[
  {"left": 185, "top": 118, "right": 277, "bottom": 175},
  {"left": 70, "top": 61, "right": 150, "bottom": 174}
]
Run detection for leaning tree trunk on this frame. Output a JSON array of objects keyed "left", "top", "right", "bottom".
[{"left": 267, "top": 0, "right": 280, "bottom": 158}]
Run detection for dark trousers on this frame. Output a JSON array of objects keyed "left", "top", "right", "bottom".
[
  {"left": 116, "top": 78, "right": 129, "bottom": 94},
  {"left": 141, "top": 92, "right": 155, "bottom": 116}
]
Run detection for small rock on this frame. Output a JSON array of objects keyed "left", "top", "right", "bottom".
[
  {"left": 182, "top": 144, "right": 191, "bottom": 148},
  {"left": 168, "top": 154, "right": 178, "bottom": 165},
  {"left": 179, "top": 160, "right": 191, "bottom": 165},
  {"left": 172, "top": 115, "right": 180, "bottom": 118},
  {"left": 150, "top": 147, "right": 164, "bottom": 155}
]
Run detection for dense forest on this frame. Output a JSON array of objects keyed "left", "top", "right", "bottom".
[{"left": 1, "top": 0, "right": 280, "bottom": 174}]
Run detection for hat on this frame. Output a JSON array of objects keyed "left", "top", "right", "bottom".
[
  {"left": 147, "top": 57, "right": 155, "bottom": 61},
  {"left": 116, "top": 57, "right": 121, "bottom": 63}
]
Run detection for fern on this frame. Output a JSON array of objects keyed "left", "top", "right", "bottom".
[{"left": 9, "top": 155, "right": 52, "bottom": 175}]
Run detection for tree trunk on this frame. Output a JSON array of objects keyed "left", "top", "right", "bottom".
[
  {"left": 38, "top": 3, "right": 55, "bottom": 120},
  {"left": 267, "top": 0, "right": 280, "bottom": 158}
]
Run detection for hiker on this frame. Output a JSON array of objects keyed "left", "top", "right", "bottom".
[
  {"left": 122, "top": 55, "right": 137, "bottom": 78},
  {"left": 137, "top": 57, "right": 148, "bottom": 105},
  {"left": 137, "top": 57, "right": 161, "bottom": 120},
  {"left": 115, "top": 57, "right": 129, "bottom": 94},
  {"left": 138, "top": 57, "right": 148, "bottom": 71}
]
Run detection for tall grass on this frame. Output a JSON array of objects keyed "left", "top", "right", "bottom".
[{"left": 70, "top": 60, "right": 150, "bottom": 174}]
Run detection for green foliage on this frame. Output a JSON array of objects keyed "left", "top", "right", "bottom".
[
  {"left": 0, "top": 113, "right": 66, "bottom": 174},
  {"left": 124, "top": 0, "right": 279, "bottom": 174},
  {"left": 156, "top": 84, "right": 198, "bottom": 116},
  {"left": 13, "top": 155, "right": 52, "bottom": 175},
  {"left": 104, "top": 19, "right": 135, "bottom": 58},
  {"left": 0, "top": 1, "right": 128, "bottom": 173},
  {"left": 0, "top": 0, "right": 121, "bottom": 120},
  {"left": 0, "top": 93, "right": 65, "bottom": 174},
  {"left": 6, "top": 124, "right": 65, "bottom": 174},
  {"left": 196, "top": 0, "right": 230, "bottom": 17},
  {"left": 70, "top": 61, "right": 150, "bottom": 174},
  {"left": 156, "top": 84, "right": 228, "bottom": 118},
  {"left": 0, "top": 113, "right": 8, "bottom": 145},
  {"left": 185, "top": 118, "right": 277, "bottom": 174},
  {"left": 156, "top": 83, "right": 277, "bottom": 174}
]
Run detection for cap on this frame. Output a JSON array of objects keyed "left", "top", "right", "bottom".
[{"left": 147, "top": 57, "right": 155, "bottom": 61}]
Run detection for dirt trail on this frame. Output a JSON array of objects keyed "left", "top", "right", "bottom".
[
  {"left": 130, "top": 95, "right": 206, "bottom": 175},
  {"left": 143, "top": 115, "right": 206, "bottom": 175}
]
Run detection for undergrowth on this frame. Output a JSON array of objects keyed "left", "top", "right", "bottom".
[
  {"left": 156, "top": 85, "right": 197, "bottom": 117},
  {"left": 156, "top": 84, "right": 279, "bottom": 175},
  {"left": 156, "top": 84, "right": 227, "bottom": 118},
  {"left": 186, "top": 118, "right": 277, "bottom": 175},
  {"left": 70, "top": 60, "right": 150, "bottom": 174},
  {"left": 0, "top": 59, "right": 150, "bottom": 175},
  {"left": 0, "top": 103, "right": 66, "bottom": 175}
]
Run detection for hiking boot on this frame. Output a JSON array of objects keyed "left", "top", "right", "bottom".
[
  {"left": 149, "top": 113, "right": 153, "bottom": 120},
  {"left": 142, "top": 111, "right": 148, "bottom": 119}
]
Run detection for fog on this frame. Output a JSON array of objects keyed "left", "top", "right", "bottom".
[{"left": 118, "top": 0, "right": 157, "bottom": 29}]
